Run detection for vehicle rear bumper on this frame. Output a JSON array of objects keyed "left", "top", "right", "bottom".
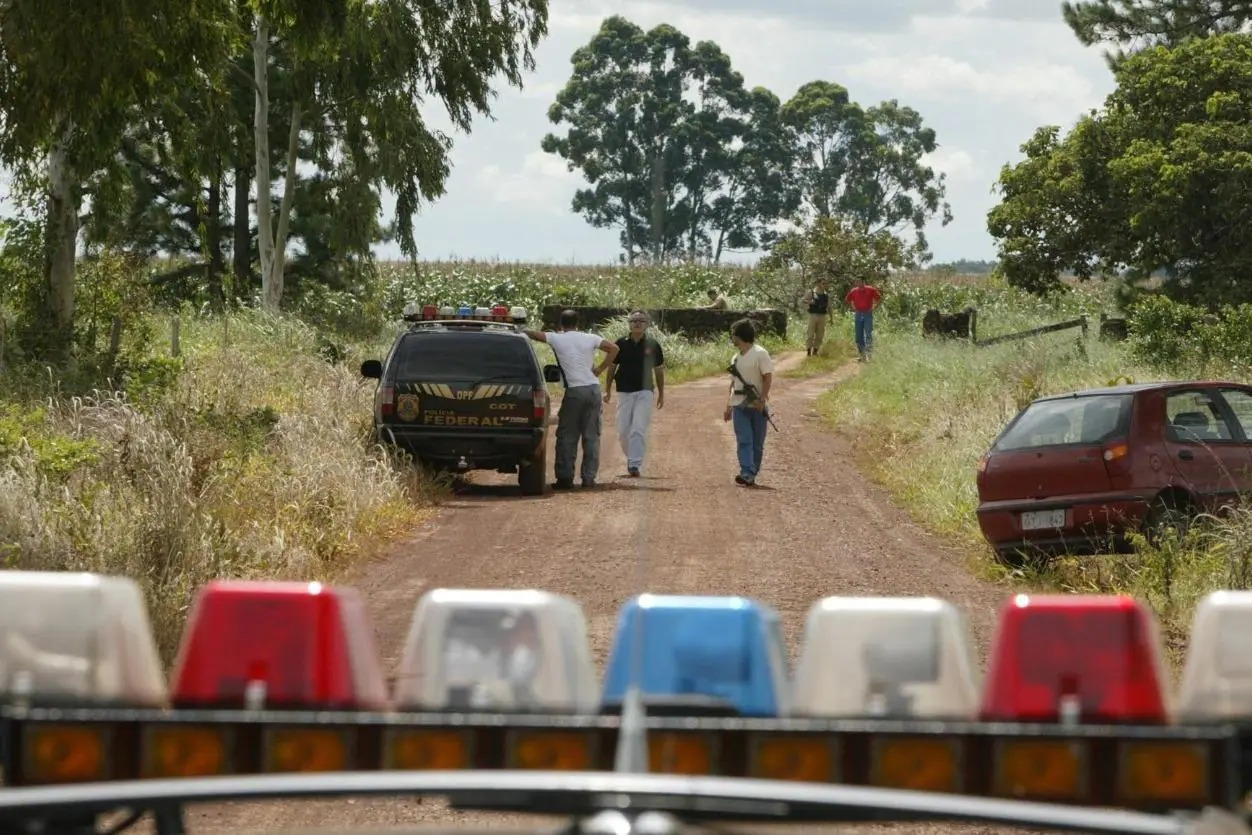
[
  {"left": 376, "top": 426, "right": 546, "bottom": 468},
  {"left": 975, "top": 492, "right": 1152, "bottom": 554}
]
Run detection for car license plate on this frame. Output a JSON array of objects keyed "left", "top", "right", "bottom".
[{"left": 1021, "top": 509, "right": 1066, "bottom": 531}]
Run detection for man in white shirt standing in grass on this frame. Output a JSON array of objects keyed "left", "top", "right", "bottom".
[
  {"left": 722, "top": 318, "right": 773, "bottom": 487},
  {"left": 526, "top": 310, "right": 619, "bottom": 490}
]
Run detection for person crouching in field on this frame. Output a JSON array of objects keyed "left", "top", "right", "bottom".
[
  {"left": 723, "top": 318, "right": 773, "bottom": 487},
  {"left": 603, "top": 311, "right": 665, "bottom": 478}
]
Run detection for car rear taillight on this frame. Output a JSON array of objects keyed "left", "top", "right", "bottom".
[
  {"left": 1101, "top": 438, "right": 1132, "bottom": 482},
  {"left": 381, "top": 385, "right": 395, "bottom": 417},
  {"left": 533, "top": 389, "right": 548, "bottom": 424}
]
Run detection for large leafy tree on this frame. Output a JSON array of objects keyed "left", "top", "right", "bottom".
[
  {"left": 987, "top": 33, "right": 1252, "bottom": 306},
  {"left": 250, "top": 0, "right": 549, "bottom": 309},
  {"left": 0, "top": 0, "right": 238, "bottom": 359},
  {"left": 542, "top": 16, "right": 794, "bottom": 264},
  {"left": 780, "top": 82, "right": 952, "bottom": 259},
  {"left": 1063, "top": 0, "right": 1252, "bottom": 63}
]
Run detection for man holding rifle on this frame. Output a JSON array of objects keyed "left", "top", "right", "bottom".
[{"left": 723, "top": 318, "right": 774, "bottom": 487}]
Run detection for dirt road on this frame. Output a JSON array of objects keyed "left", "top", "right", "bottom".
[{"left": 193, "top": 352, "right": 1014, "bottom": 834}]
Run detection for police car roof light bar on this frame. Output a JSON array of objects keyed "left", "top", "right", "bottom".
[
  {"left": 169, "top": 580, "right": 389, "bottom": 711},
  {"left": 979, "top": 594, "right": 1170, "bottom": 725},
  {"left": 392, "top": 588, "right": 599, "bottom": 712},
  {"left": 792, "top": 596, "right": 981, "bottom": 719},
  {"left": 1177, "top": 590, "right": 1252, "bottom": 721},
  {"left": 0, "top": 571, "right": 168, "bottom": 709}
]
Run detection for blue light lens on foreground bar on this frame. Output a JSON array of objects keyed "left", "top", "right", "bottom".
[{"left": 600, "top": 594, "right": 788, "bottom": 717}]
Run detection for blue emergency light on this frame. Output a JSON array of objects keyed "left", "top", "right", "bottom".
[
  {"left": 457, "top": 305, "right": 474, "bottom": 317},
  {"left": 600, "top": 594, "right": 788, "bottom": 717}
]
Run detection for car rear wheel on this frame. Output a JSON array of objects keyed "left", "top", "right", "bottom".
[
  {"left": 1143, "top": 493, "right": 1195, "bottom": 547},
  {"left": 992, "top": 546, "right": 1052, "bottom": 572},
  {"left": 518, "top": 449, "right": 547, "bottom": 496}
]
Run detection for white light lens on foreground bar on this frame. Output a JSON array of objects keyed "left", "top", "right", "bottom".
[
  {"left": 393, "top": 588, "right": 599, "bottom": 712},
  {"left": 0, "top": 571, "right": 168, "bottom": 707},
  {"left": 1177, "top": 590, "right": 1252, "bottom": 721},
  {"left": 792, "top": 596, "right": 980, "bottom": 718}
]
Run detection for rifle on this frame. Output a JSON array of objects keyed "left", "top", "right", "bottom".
[{"left": 727, "top": 360, "right": 779, "bottom": 432}]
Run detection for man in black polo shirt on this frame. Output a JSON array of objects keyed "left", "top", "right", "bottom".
[
  {"left": 801, "top": 277, "right": 831, "bottom": 356},
  {"left": 603, "top": 311, "right": 665, "bottom": 477}
]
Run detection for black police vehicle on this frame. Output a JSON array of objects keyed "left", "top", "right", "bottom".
[{"left": 360, "top": 303, "right": 562, "bottom": 495}]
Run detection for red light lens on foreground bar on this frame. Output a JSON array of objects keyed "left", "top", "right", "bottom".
[
  {"left": 0, "top": 571, "right": 167, "bottom": 708},
  {"left": 979, "top": 594, "right": 1169, "bottom": 724},
  {"left": 169, "top": 580, "right": 388, "bottom": 710}
]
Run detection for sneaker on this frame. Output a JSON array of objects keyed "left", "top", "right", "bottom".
[
  {"left": 581, "top": 478, "right": 596, "bottom": 488},
  {"left": 734, "top": 475, "right": 747, "bottom": 485},
  {"left": 628, "top": 467, "right": 640, "bottom": 477},
  {"left": 553, "top": 479, "right": 574, "bottom": 490}
]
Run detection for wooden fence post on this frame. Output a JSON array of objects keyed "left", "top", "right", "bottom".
[{"left": 171, "top": 316, "right": 181, "bottom": 358}]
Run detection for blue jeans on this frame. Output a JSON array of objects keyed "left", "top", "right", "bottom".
[
  {"left": 854, "top": 311, "right": 874, "bottom": 355},
  {"left": 732, "top": 405, "right": 767, "bottom": 481}
]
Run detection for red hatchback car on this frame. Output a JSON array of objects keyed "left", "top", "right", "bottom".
[{"left": 976, "top": 381, "right": 1252, "bottom": 566}]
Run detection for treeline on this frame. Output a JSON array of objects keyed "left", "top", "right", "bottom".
[
  {"left": 540, "top": 16, "right": 952, "bottom": 266},
  {"left": 0, "top": 0, "right": 549, "bottom": 362},
  {"left": 989, "top": 0, "right": 1252, "bottom": 308}
]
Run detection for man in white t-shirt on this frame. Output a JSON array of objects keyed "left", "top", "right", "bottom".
[
  {"left": 722, "top": 318, "right": 773, "bottom": 487},
  {"left": 526, "top": 310, "right": 619, "bottom": 489}
]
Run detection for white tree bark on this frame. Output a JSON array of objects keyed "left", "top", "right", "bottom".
[{"left": 252, "top": 13, "right": 304, "bottom": 311}]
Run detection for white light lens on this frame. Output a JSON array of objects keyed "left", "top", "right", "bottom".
[
  {"left": 792, "top": 596, "right": 980, "bottom": 718},
  {"left": 1178, "top": 591, "right": 1252, "bottom": 720},
  {"left": 438, "top": 306, "right": 455, "bottom": 318},
  {"left": 393, "top": 589, "right": 598, "bottom": 712},
  {"left": 509, "top": 306, "right": 527, "bottom": 321},
  {"left": 0, "top": 571, "right": 168, "bottom": 707},
  {"left": 473, "top": 307, "right": 492, "bottom": 318},
  {"left": 402, "top": 302, "right": 419, "bottom": 318}
]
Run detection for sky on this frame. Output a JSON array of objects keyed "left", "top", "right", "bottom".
[{"left": 385, "top": 0, "right": 1122, "bottom": 266}]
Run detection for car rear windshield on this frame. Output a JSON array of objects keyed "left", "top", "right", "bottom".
[
  {"left": 993, "top": 394, "right": 1133, "bottom": 451},
  {"left": 393, "top": 332, "right": 536, "bottom": 383}
]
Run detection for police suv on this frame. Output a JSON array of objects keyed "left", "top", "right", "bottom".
[{"left": 360, "top": 303, "right": 562, "bottom": 495}]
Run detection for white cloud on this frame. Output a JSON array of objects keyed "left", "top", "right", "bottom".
[
  {"left": 476, "top": 149, "right": 582, "bottom": 213},
  {"left": 924, "top": 146, "right": 979, "bottom": 184}
]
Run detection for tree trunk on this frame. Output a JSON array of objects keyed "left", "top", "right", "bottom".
[
  {"left": 650, "top": 150, "right": 665, "bottom": 264},
  {"left": 44, "top": 116, "right": 79, "bottom": 361},
  {"left": 253, "top": 14, "right": 276, "bottom": 310},
  {"left": 267, "top": 97, "right": 302, "bottom": 307},
  {"left": 206, "top": 167, "right": 224, "bottom": 311},
  {"left": 233, "top": 155, "right": 251, "bottom": 300}
]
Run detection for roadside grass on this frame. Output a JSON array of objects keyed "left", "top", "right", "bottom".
[
  {"left": 815, "top": 282, "right": 1252, "bottom": 653},
  {"left": 0, "top": 308, "right": 435, "bottom": 660}
]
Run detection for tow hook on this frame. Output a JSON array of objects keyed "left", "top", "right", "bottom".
[{"left": 457, "top": 456, "right": 469, "bottom": 470}]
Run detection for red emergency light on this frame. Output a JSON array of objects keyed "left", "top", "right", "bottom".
[
  {"left": 169, "top": 580, "right": 389, "bottom": 711},
  {"left": 491, "top": 304, "right": 510, "bottom": 321},
  {"left": 422, "top": 304, "right": 438, "bottom": 320},
  {"left": 979, "top": 594, "right": 1169, "bottom": 724}
]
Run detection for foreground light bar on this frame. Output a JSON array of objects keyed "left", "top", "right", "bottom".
[
  {"left": 1178, "top": 591, "right": 1252, "bottom": 721},
  {"left": 980, "top": 595, "right": 1170, "bottom": 724},
  {"left": 393, "top": 589, "right": 598, "bottom": 713},
  {"left": 0, "top": 571, "right": 167, "bottom": 708},
  {"left": 601, "top": 594, "right": 789, "bottom": 718},
  {"left": 169, "top": 580, "right": 389, "bottom": 711},
  {"left": 792, "top": 596, "right": 980, "bottom": 719}
]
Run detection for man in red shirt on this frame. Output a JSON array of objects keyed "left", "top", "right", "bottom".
[{"left": 844, "top": 277, "right": 882, "bottom": 362}]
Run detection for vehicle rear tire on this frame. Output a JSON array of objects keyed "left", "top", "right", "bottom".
[
  {"left": 1143, "top": 493, "right": 1194, "bottom": 547},
  {"left": 992, "top": 546, "right": 1052, "bottom": 572},
  {"left": 518, "top": 450, "right": 547, "bottom": 496}
]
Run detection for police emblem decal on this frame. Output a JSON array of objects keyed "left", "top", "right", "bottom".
[{"left": 396, "top": 394, "right": 420, "bottom": 421}]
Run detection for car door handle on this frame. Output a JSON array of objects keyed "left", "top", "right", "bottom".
[{"left": 1179, "top": 449, "right": 1194, "bottom": 460}]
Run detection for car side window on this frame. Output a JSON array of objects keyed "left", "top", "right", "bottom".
[
  {"left": 1165, "top": 390, "right": 1237, "bottom": 443},
  {"left": 1217, "top": 388, "right": 1252, "bottom": 440}
]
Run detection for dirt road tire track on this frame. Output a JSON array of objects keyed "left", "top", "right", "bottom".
[{"left": 192, "top": 353, "right": 1021, "bottom": 834}]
